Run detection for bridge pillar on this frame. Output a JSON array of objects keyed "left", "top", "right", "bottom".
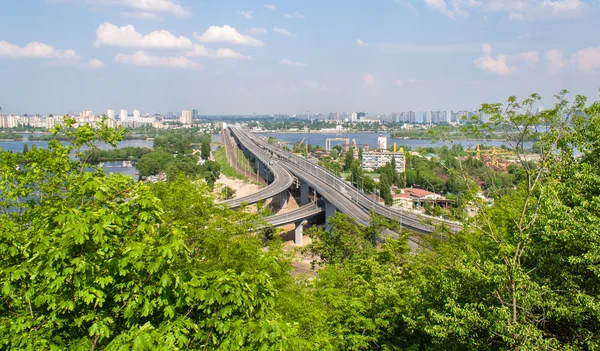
[
  {"left": 279, "top": 191, "right": 288, "bottom": 209},
  {"left": 258, "top": 162, "right": 265, "bottom": 177},
  {"left": 300, "top": 181, "right": 309, "bottom": 205},
  {"left": 295, "top": 220, "right": 308, "bottom": 246},
  {"left": 325, "top": 200, "right": 336, "bottom": 231}
]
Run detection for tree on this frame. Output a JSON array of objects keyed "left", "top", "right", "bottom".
[
  {"left": 358, "top": 148, "right": 363, "bottom": 162},
  {"left": 0, "top": 119, "right": 296, "bottom": 350},
  {"left": 379, "top": 173, "right": 393, "bottom": 206},
  {"left": 330, "top": 148, "right": 339, "bottom": 160},
  {"left": 400, "top": 91, "right": 600, "bottom": 349},
  {"left": 280, "top": 213, "right": 412, "bottom": 350},
  {"left": 200, "top": 138, "right": 211, "bottom": 160},
  {"left": 344, "top": 147, "right": 354, "bottom": 171}
]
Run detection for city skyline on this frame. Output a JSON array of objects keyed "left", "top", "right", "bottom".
[{"left": 0, "top": 0, "right": 599, "bottom": 114}]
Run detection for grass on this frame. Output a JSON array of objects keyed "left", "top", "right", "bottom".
[
  {"left": 214, "top": 146, "right": 245, "bottom": 180},
  {"left": 214, "top": 146, "right": 262, "bottom": 185}
]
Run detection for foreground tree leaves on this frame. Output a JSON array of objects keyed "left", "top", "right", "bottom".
[{"left": 0, "top": 120, "right": 295, "bottom": 350}]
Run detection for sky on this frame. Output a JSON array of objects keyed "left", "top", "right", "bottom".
[{"left": 0, "top": 0, "right": 599, "bottom": 115}]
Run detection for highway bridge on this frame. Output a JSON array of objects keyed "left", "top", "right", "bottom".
[
  {"left": 228, "top": 125, "right": 463, "bottom": 236},
  {"left": 219, "top": 126, "right": 294, "bottom": 208}
]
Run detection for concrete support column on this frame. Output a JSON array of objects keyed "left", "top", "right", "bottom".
[
  {"left": 295, "top": 220, "right": 308, "bottom": 246},
  {"left": 258, "top": 162, "right": 265, "bottom": 177},
  {"left": 325, "top": 200, "right": 336, "bottom": 231},
  {"left": 300, "top": 181, "right": 309, "bottom": 205},
  {"left": 279, "top": 191, "right": 288, "bottom": 209}
]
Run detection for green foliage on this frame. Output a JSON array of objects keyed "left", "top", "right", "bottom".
[
  {"left": 200, "top": 139, "right": 211, "bottom": 160},
  {"left": 0, "top": 132, "right": 23, "bottom": 140},
  {"left": 84, "top": 146, "right": 152, "bottom": 163},
  {"left": 344, "top": 147, "right": 354, "bottom": 171},
  {"left": 0, "top": 120, "right": 296, "bottom": 350}
]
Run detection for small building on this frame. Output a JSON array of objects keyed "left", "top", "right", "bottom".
[
  {"left": 361, "top": 151, "right": 405, "bottom": 172},
  {"left": 393, "top": 188, "right": 453, "bottom": 209}
]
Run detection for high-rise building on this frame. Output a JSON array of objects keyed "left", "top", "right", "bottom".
[
  {"left": 351, "top": 112, "right": 358, "bottom": 122},
  {"left": 133, "top": 110, "right": 141, "bottom": 121},
  {"left": 357, "top": 112, "right": 366, "bottom": 120},
  {"left": 377, "top": 134, "right": 387, "bottom": 151},
  {"left": 107, "top": 110, "right": 115, "bottom": 120},
  {"left": 180, "top": 110, "right": 192, "bottom": 126},
  {"left": 80, "top": 110, "right": 93, "bottom": 118},
  {"left": 119, "top": 110, "right": 128, "bottom": 121},
  {"left": 192, "top": 109, "right": 198, "bottom": 119}
]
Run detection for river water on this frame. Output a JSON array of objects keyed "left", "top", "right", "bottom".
[
  {"left": 0, "top": 133, "right": 225, "bottom": 179},
  {"left": 0, "top": 134, "right": 154, "bottom": 178},
  {"left": 257, "top": 132, "right": 534, "bottom": 150}
]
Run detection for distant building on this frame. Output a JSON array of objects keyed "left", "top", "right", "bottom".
[
  {"left": 377, "top": 135, "right": 387, "bottom": 151},
  {"left": 180, "top": 110, "right": 192, "bottom": 126},
  {"left": 362, "top": 151, "right": 405, "bottom": 172},
  {"left": 192, "top": 109, "right": 198, "bottom": 119},
  {"left": 107, "top": 110, "right": 115, "bottom": 119},
  {"left": 80, "top": 110, "right": 93, "bottom": 118},
  {"left": 133, "top": 110, "right": 141, "bottom": 121},
  {"left": 119, "top": 110, "right": 128, "bottom": 122},
  {"left": 351, "top": 112, "right": 358, "bottom": 122}
]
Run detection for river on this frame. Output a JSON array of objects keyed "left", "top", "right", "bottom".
[
  {"left": 257, "top": 132, "right": 534, "bottom": 150},
  {"left": 0, "top": 133, "right": 225, "bottom": 179}
]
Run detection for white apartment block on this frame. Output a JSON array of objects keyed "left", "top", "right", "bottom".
[
  {"left": 361, "top": 151, "right": 405, "bottom": 172},
  {"left": 180, "top": 110, "right": 192, "bottom": 126}
]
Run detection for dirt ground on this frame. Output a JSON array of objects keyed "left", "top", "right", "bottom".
[{"left": 215, "top": 175, "right": 263, "bottom": 198}]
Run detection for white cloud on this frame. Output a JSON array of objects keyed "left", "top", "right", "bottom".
[
  {"left": 424, "top": 0, "right": 456, "bottom": 18},
  {"left": 474, "top": 43, "right": 517, "bottom": 76},
  {"left": 93, "top": 0, "right": 188, "bottom": 16},
  {"left": 363, "top": 73, "right": 377, "bottom": 87},
  {"left": 186, "top": 45, "right": 213, "bottom": 57},
  {"left": 85, "top": 58, "right": 106, "bottom": 68},
  {"left": 215, "top": 48, "right": 250, "bottom": 60},
  {"left": 571, "top": 47, "right": 600, "bottom": 72},
  {"left": 545, "top": 49, "right": 569, "bottom": 73},
  {"left": 280, "top": 59, "right": 307, "bottom": 66},
  {"left": 282, "top": 12, "right": 305, "bottom": 19},
  {"left": 247, "top": 27, "right": 267, "bottom": 34},
  {"left": 53, "top": 0, "right": 190, "bottom": 16},
  {"left": 239, "top": 10, "right": 254, "bottom": 19},
  {"left": 186, "top": 45, "right": 250, "bottom": 60},
  {"left": 519, "top": 51, "right": 539, "bottom": 66},
  {"left": 273, "top": 27, "right": 292, "bottom": 36},
  {"left": 0, "top": 40, "right": 80, "bottom": 60},
  {"left": 396, "top": 78, "right": 416, "bottom": 86},
  {"left": 115, "top": 51, "right": 199, "bottom": 68},
  {"left": 400, "top": 1, "right": 419, "bottom": 15},
  {"left": 356, "top": 39, "right": 369, "bottom": 47},
  {"left": 94, "top": 23, "right": 193, "bottom": 49},
  {"left": 194, "top": 25, "right": 264, "bottom": 47},
  {"left": 264, "top": 4, "right": 276, "bottom": 10},
  {"left": 121, "top": 11, "right": 163, "bottom": 20},
  {"left": 422, "top": 0, "right": 585, "bottom": 21}
]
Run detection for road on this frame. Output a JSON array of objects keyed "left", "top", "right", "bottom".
[
  {"left": 233, "top": 125, "right": 462, "bottom": 234},
  {"left": 219, "top": 126, "right": 294, "bottom": 208}
]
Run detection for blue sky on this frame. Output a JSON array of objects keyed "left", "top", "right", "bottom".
[{"left": 0, "top": 0, "right": 599, "bottom": 115}]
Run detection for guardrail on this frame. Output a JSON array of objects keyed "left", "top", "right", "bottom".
[{"left": 236, "top": 126, "right": 463, "bottom": 234}]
